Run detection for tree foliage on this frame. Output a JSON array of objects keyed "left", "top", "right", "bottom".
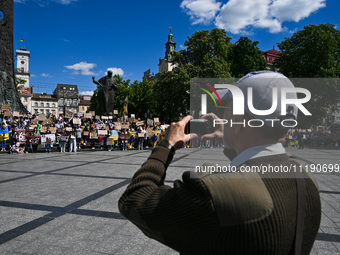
[
  {"left": 230, "top": 37, "right": 267, "bottom": 77},
  {"left": 276, "top": 24, "right": 340, "bottom": 127}
]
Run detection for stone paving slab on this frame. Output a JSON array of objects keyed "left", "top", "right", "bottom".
[{"left": 0, "top": 146, "right": 339, "bottom": 254}]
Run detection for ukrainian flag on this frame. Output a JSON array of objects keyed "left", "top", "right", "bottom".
[{"left": 123, "top": 96, "right": 128, "bottom": 115}]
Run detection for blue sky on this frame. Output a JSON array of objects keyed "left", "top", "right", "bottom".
[{"left": 13, "top": 0, "right": 340, "bottom": 95}]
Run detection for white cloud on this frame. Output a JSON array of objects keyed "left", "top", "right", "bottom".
[
  {"left": 65, "top": 61, "right": 97, "bottom": 75},
  {"left": 181, "top": 0, "right": 326, "bottom": 34},
  {"left": 80, "top": 91, "right": 94, "bottom": 96},
  {"left": 14, "top": 0, "right": 26, "bottom": 3},
  {"left": 106, "top": 67, "right": 124, "bottom": 76},
  {"left": 54, "top": 0, "right": 78, "bottom": 4},
  {"left": 270, "top": 0, "right": 326, "bottom": 22},
  {"left": 180, "top": 0, "right": 222, "bottom": 24},
  {"left": 41, "top": 73, "right": 52, "bottom": 77}
]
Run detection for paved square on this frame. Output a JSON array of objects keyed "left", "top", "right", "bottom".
[{"left": 0, "top": 147, "right": 339, "bottom": 254}]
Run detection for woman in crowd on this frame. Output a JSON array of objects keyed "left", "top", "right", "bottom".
[{"left": 0, "top": 122, "right": 9, "bottom": 151}]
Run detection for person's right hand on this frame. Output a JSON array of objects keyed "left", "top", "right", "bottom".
[{"left": 200, "top": 113, "right": 224, "bottom": 141}]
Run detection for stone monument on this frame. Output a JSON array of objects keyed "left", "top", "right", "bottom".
[
  {"left": 0, "top": 0, "right": 27, "bottom": 114},
  {"left": 92, "top": 70, "right": 117, "bottom": 116}
]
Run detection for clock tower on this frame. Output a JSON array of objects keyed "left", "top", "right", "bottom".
[
  {"left": 16, "top": 47, "right": 31, "bottom": 87},
  {"left": 159, "top": 28, "right": 178, "bottom": 73}
]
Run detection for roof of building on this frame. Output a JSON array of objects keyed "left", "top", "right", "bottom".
[{"left": 32, "top": 93, "right": 58, "bottom": 101}]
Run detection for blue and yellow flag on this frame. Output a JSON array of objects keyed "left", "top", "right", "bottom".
[{"left": 123, "top": 96, "right": 128, "bottom": 116}]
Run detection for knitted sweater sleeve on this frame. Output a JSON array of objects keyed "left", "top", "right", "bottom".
[{"left": 118, "top": 146, "right": 218, "bottom": 252}]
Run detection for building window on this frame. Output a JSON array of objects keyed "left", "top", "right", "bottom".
[
  {"left": 59, "top": 107, "right": 63, "bottom": 112},
  {"left": 73, "top": 99, "right": 78, "bottom": 105},
  {"left": 24, "top": 97, "right": 28, "bottom": 102},
  {"left": 67, "top": 99, "right": 71, "bottom": 106},
  {"left": 59, "top": 98, "right": 64, "bottom": 105},
  {"left": 82, "top": 107, "right": 85, "bottom": 111},
  {"left": 52, "top": 103, "right": 56, "bottom": 107},
  {"left": 40, "top": 109, "right": 44, "bottom": 114},
  {"left": 35, "top": 102, "right": 38, "bottom": 107},
  {"left": 46, "top": 109, "right": 50, "bottom": 115},
  {"left": 41, "top": 103, "right": 44, "bottom": 107},
  {"left": 46, "top": 103, "right": 50, "bottom": 107},
  {"left": 67, "top": 107, "right": 71, "bottom": 111},
  {"left": 34, "top": 109, "right": 38, "bottom": 114}
]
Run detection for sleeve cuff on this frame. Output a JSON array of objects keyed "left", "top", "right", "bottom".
[{"left": 148, "top": 146, "right": 174, "bottom": 167}]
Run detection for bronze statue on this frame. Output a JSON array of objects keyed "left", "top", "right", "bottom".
[{"left": 92, "top": 70, "right": 118, "bottom": 116}]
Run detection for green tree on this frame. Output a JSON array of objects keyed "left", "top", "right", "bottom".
[
  {"left": 129, "top": 79, "right": 157, "bottom": 119},
  {"left": 276, "top": 24, "right": 340, "bottom": 127},
  {"left": 154, "top": 68, "right": 190, "bottom": 123},
  {"left": 276, "top": 24, "right": 340, "bottom": 78},
  {"left": 230, "top": 37, "right": 267, "bottom": 77},
  {"left": 174, "top": 28, "right": 232, "bottom": 78},
  {"left": 154, "top": 28, "right": 233, "bottom": 123}
]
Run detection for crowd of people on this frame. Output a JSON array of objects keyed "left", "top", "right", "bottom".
[{"left": 0, "top": 114, "right": 169, "bottom": 154}]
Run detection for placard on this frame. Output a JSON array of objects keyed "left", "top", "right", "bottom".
[
  {"left": 57, "top": 128, "right": 64, "bottom": 133},
  {"left": 120, "top": 134, "right": 129, "bottom": 140},
  {"left": 65, "top": 127, "right": 73, "bottom": 132},
  {"left": 147, "top": 119, "right": 154, "bottom": 127},
  {"left": 40, "top": 127, "right": 47, "bottom": 133},
  {"left": 146, "top": 128, "right": 152, "bottom": 138},
  {"left": 101, "top": 116, "right": 108, "bottom": 120},
  {"left": 73, "top": 118, "right": 81, "bottom": 125},
  {"left": 50, "top": 127, "right": 57, "bottom": 134},
  {"left": 114, "top": 110, "right": 118, "bottom": 115},
  {"left": 136, "top": 121, "right": 144, "bottom": 126},
  {"left": 95, "top": 115, "right": 100, "bottom": 120},
  {"left": 114, "top": 122, "right": 121, "bottom": 130},
  {"left": 77, "top": 112, "right": 84, "bottom": 117},
  {"left": 98, "top": 130, "right": 108, "bottom": 136},
  {"left": 15, "top": 129, "right": 28, "bottom": 144},
  {"left": 4, "top": 111, "right": 11, "bottom": 117},
  {"left": 131, "top": 114, "right": 135, "bottom": 119},
  {"left": 41, "top": 134, "right": 56, "bottom": 144},
  {"left": 153, "top": 118, "right": 159, "bottom": 124},
  {"left": 29, "top": 125, "right": 37, "bottom": 130},
  {"left": 31, "top": 119, "right": 38, "bottom": 125},
  {"left": 83, "top": 131, "right": 89, "bottom": 136},
  {"left": 66, "top": 111, "right": 73, "bottom": 118},
  {"left": 58, "top": 135, "right": 69, "bottom": 142},
  {"left": 13, "top": 111, "right": 20, "bottom": 117},
  {"left": 1, "top": 105, "right": 9, "bottom": 111},
  {"left": 106, "top": 138, "right": 115, "bottom": 145},
  {"left": 84, "top": 113, "right": 92, "bottom": 118},
  {"left": 27, "top": 136, "right": 41, "bottom": 145},
  {"left": 121, "top": 123, "right": 129, "bottom": 129},
  {"left": 138, "top": 132, "right": 145, "bottom": 138},
  {"left": 38, "top": 114, "right": 46, "bottom": 121},
  {"left": 89, "top": 111, "right": 95, "bottom": 116},
  {"left": 90, "top": 131, "right": 98, "bottom": 139}
]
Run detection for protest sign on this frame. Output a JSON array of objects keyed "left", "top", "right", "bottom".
[
  {"left": 49, "top": 127, "right": 57, "bottom": 133},
  {"left": 147, "top": 119, "right": 154, "bottom": 127},
  {"left": 13, "top": 111, "right": 20, "bottom": 117},
  {"left": 107, "top": 138, "right": 115, "bottom": 145},
  {"left": 98, "top": 130, "right": 108, "bottom": 136},
  {"left": 65, "top": 127, "right": 73, "bottom": 132},
  {"left": 121, "top": 123, "right": 129, "bottom": 129},
  {"left": 136, "top": 121, "right": 144, "bottom": 126},
  {"left": 1, "top": 105, "right": 9, "bottom": 111},
  {"left": 90, "top": 131, "right": 98, "bottom": 139},
  {"left": 38, "top": 114, "right": 46, "bottom": 121},
  {"left": 27, "top": 136, "right": 41, "bottom": 145},
  {"left": 114, "top": 110, "right": 118, "bottom": 115},
  {"left": 84, "top": 113, "right": 92, "bottom": 118},
  {"left": 15, "top": 129, "right": 28, "bottom": 144},
  {"left": 41, "top": 134, "right": 56, "bottom": 144},
  {"left": 153, "top": 118, "right": 159, "bottom": 124},
  {"left": 114, "top": 122, "right": 121, "bottom": 130},
  {"left": 73, "top": 118, "right": 81, "bottom": 125}
]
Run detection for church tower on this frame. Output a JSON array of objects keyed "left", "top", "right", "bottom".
[
  {"left": 159, "top": 28, "right": 178, "bottom": 73},
  {"left": 16, "top": 44, "right": 31, "bottom": 87}
]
